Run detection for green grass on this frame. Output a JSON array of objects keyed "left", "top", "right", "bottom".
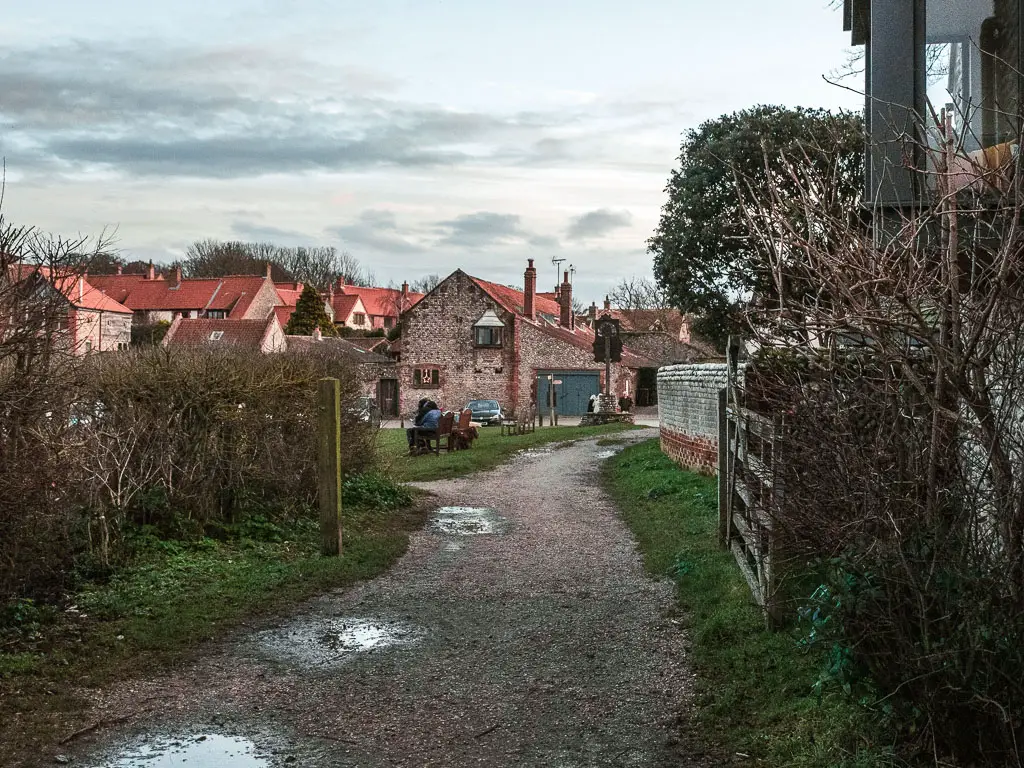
[
  {"left": 604, "top": 440, "right": 896, "bottom": 768},
  {"left": 378, "top": 422, "right": 641, "bottom": 483},
  {"left": 0, "top": 499, "right": 429, "bottom": 763}
]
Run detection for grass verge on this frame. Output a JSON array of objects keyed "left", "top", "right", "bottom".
[
  {"left": 379, "top": 422, "right": 641, "bottom": 483},
  {"left": 604, "top": 439, "right": 895, "bottom": 767},
  {"left": 0, "top": 495, "right": 431, "bottom": 764}
]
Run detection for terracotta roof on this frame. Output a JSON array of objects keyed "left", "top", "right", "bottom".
[
  {"left": 528, "top": 320, "right": 659, "bottom": 369},
  {"left": 273, "top": 305, "right": 295, "bottom": 329},
  {"left": 163, "top": 317, "right": 279, "bottom": 350},
  {"left": 86, "top": 274, "right": 272, "bottom": 317},
  {"left": 86, "top": 274, "right": 155, "bottom": 305},
  {"left": 273, "top": 286, "right": 304, "bottom": 308},
  {"left": 284, "top": 335, "right": 394, "bottom": 364},
  {"left": 331, "top": 294, "right": 361, "bottom": 321},
  {"left": 338, "top": 285, "right": 423, "bottom": 317},
  {"left": 9, "top": 265, "right": 132, "bottom": 314},
  {"left": 467, "top": 276, "right": 562, "bottom": 319}
]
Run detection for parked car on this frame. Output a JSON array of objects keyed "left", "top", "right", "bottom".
[
  {"left": 465, "top": 399, "right": 504, "bottom": 426},
  {"left": 350, "top": 396, "right": 382, "bottom": 428}
]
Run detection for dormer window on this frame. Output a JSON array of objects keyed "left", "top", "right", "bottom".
[
  {"left": 473, "top": 309, "right": 505, "bottom": 347},
  {"left": 209, "top": 331, "right": 224, "bottom": 341}
]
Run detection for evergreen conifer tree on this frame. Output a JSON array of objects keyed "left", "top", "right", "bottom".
[{"left": 284, "top": 284, "right": 337, "bottom": 336}]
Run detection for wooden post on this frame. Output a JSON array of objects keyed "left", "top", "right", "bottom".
[
  {"left": 717, "top": 388, "right": 729, "bottom": 548},
  {"left": 317, "top": 377, "right": 343, "bottom": 556}
]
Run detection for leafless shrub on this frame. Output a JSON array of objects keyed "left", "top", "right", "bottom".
[{"left": 738, "top": 114, "right": 1024, "bottom": 762}]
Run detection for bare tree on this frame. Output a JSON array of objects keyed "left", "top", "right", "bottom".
[
  {"left": 736, "top": 109, "right": 1024, "bottom": 762},
  {"left": 607, "top": 276, "right": 670, "bottom": 311},
  {"left": 409, "top": 273, "right": 441, "bottom": 294}
]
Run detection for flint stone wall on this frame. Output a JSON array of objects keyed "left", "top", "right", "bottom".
[{"left": 657, "top": 363, "right": 732, "bottom": 475}]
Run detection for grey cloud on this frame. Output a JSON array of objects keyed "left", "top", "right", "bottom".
[
  {"left": 231, "top": 221, "right": 312, "bottom": 244},
  {"left": 434, "top": 212, "right": 561, "bottom": 250},
  {"left": 329, "top": 209, "right": 420, "bottom": 254},
  {"left": 0, "top": 39, "right": 676, "bottom": 180},
  {"left": 566, "top": 209, "right": 634, "bottom": 240},
  {"left": 435, "top": 212, "right": 526, "bottom": 248},
  {"left": 0, "top": 40, "right": 580, "bottom": 179}
]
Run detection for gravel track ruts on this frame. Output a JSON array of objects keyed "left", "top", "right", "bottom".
[{"left": 61, "top": 429, "right": 705, "bottom": 768}]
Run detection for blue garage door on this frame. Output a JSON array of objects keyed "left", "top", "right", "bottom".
[{"left": 536, "top": 371, "right": 601, "bottom": 417}]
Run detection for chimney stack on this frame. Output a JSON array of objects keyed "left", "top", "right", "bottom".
[
  {"left": 174, "top": 266, "right": 182, "bottom": 285},
  {"left": 335, "top": 276, "right": 345, "bottom": 292},
  {"left": 603, "top": 295, "right": 611, "bottom": 311},
  {"left": 589, "top": 302, "right": 597, "bottom": 321},
  {"left": 147, "top": 261, "right": 155, "bottom": 280},
  {"left": 313, "top": 326, "right": 322, "bottom": 341},
  {"left": 402, "top": 281, "right": 409, "bottom": 296},
  {"left": 559, "top": 270, "right": 573, "bottom": 329},
  {"left": 265, "top": 262, "right": 273, "bottom": 279},
  {"left": 523, "top": 259, "right": 537, "bottom": 320},
  {"left": 116, "top": 265, "right": 123, "bottom": 275}
]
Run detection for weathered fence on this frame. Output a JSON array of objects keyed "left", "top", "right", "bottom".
[{"left": 718, "top": 341, "right": 783, "bottom": 625}]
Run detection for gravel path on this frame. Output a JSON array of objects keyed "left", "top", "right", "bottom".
[{"left": 67, "top": 429, "right": 704, "bottom": 768}]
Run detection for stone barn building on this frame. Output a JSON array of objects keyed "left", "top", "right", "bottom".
[{"left": 398, "top": 260, "right": 657, "bottom": 418}]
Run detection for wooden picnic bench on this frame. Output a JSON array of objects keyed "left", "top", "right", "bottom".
[
  {"left": 500, "top": 405, "right": 537, "bottom": 436},
  {"left": 414, "top": 411, "right": 455, "bottom": 455}
]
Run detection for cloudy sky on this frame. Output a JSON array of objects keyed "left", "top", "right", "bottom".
[{"left": 0, "top": 0, "right": 860, "bottom": 303}]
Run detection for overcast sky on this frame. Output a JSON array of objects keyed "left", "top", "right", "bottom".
[{"left": 0, "top": 0, "right": 860, "bottom": 304}]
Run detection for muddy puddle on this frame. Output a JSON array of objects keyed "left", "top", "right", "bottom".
[
  {"left": 429, "top": 506, "right": 507, "bottom": 535},
  {"left": 90, "top": 733, "right": 269, "bottom": 767},
  {"left": 595, "top": 449, "right": 622, "bottom": 459},
  {"left": 518, "top": 447, "right": 554, "bottom": 458},
  {"left": 255, "top": 617, "right": 422, "bottom": 667}
]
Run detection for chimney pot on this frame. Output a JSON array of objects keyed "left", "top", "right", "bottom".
[
  {"left": 116, "top": 265, "right": 123, "bottom": 275},
  {"left": 559, "top": 271, "right": 573, "bottom": 329},
  {"left": 523, "top": 258, "right": 537, "bottom": 321}
]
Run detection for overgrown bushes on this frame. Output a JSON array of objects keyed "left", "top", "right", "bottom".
[
  {"left": 0, "top": 344, "right": 375, "bottom": 602},
  {"left": 736, "top": 123, "right": 1024, "bottom": 763}
]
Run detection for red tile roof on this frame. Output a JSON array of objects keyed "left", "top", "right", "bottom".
[
  {"left": 163, "top": 317, "right": 279, "bottom": 350},
  {"left": 331, "top": 294, "right": 361, "bottom": 321},
  {"left": 86, "top": 274, "right": 156, "bottom": 305},
  {"left": 337, "top": 285, "right": 423, "bottom": 318},
  {"left": 9, "top": 265, "right": 132, "bottom": 314},
  {"left": 528, "top": 319, "right": 659, "bottom": 369},
  {"left": 88, "top": 274, "right": 271, "bottom": 317},
  {"left": 467, "top": 276, "right": 562, "bottom": 319},
  {"left": 273, "top": 305, "right": 295, "bottom": 329}
]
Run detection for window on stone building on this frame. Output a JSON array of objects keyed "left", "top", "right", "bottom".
[
  {"left": 413, "top": 367, "right": 440, "bottom": 388},
  {"left": 473, "top": 308, "right": 505, "bottom": 347},
  {"left": 474, "top": 326, "right": 503, "bottom": 347},
  {"left": 384, "top": 316, "right": 394, "bottom": 329}
]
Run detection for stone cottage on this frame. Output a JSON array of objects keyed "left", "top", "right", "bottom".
[{"left": 398, "top": 260, "right": 658, "bottom": 418}]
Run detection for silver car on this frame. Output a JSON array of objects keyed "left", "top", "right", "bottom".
[{"left": 465, "top": 399, "right": 503, "bottom": 426}]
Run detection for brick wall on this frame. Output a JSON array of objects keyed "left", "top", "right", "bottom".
[
  {"left": 516, "top": 321, "right": 637, "bottom": 414},
  {"left": 657, "top": 363, "right": 731, "bottom": 474},
  {"left": 399, "top": 271, "right": 517, "bottom": 415},
  {"left": 401, "top": 269, "right": 640, "bottom": 419}
]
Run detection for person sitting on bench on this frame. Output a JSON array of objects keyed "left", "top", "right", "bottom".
[
  {"left": 411, "top": 400, "right": 442, "bottom": 453},
  {"left": 407, "top": 398, "right": 430, "bottom": 450}
]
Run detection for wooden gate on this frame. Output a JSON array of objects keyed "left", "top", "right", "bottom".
[{"left": 718, "top": 340, "right": 784, "bottom": 626}]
